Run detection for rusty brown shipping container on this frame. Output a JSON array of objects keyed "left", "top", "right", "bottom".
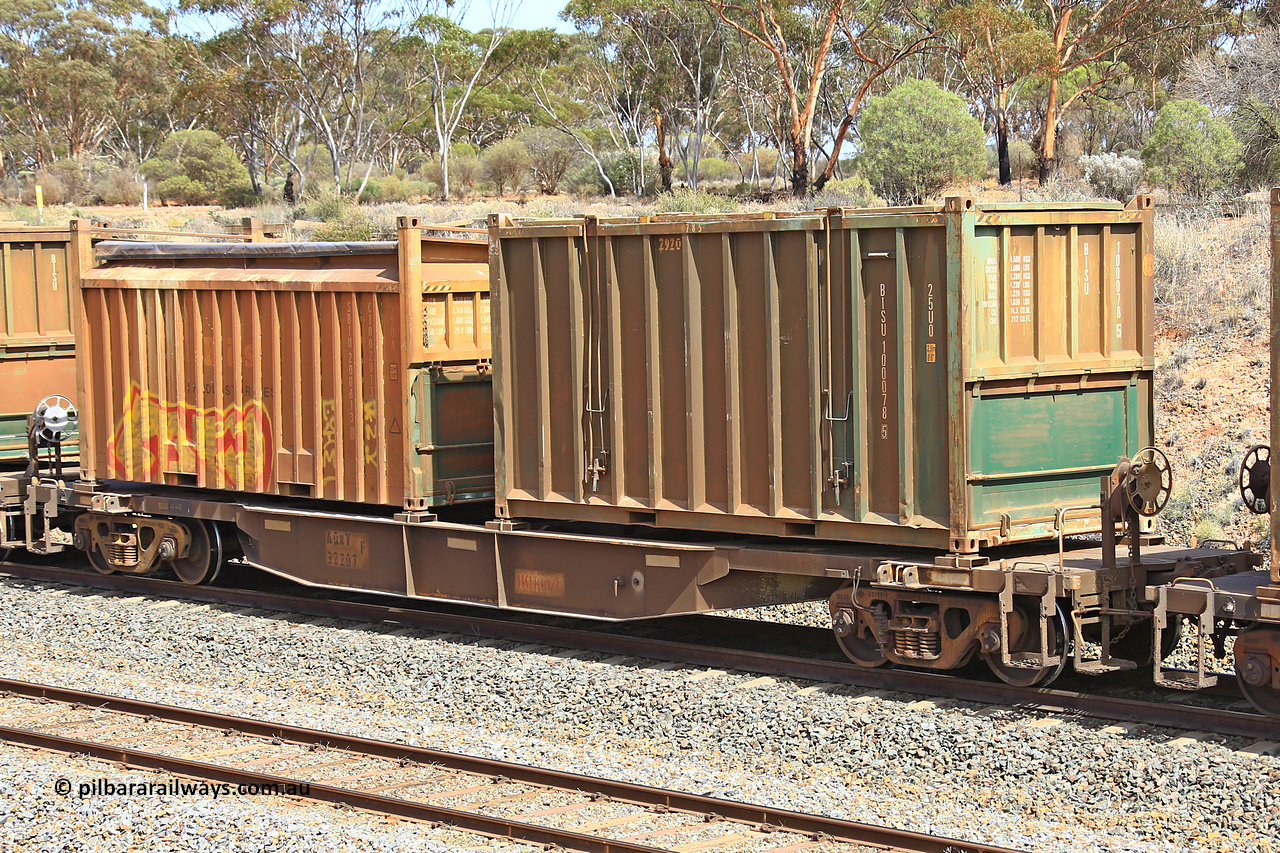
[
  {"left": 491, "top": 198, "right": 1155, "bottom": 552},
  {"left": 79, "top": 219, "right": 494, "bottom": 508},
  {"left": 0, "top": 224, "right": 85, "bottom": 463}
]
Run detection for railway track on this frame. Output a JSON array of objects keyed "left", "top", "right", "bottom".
[
  {"left": 0, "top": 677, "right": 1019, "bottom": 853},
  {"left": 3, "top": 559, "right": 1278, "bottom": 741}
]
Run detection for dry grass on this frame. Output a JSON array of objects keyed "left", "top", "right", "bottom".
[
  {"left": 1150, "top": 199, "right": 1272, "bottom": 554},
  {"left": 1153, "top": 202, "right": 1270, "bottom": 336}
]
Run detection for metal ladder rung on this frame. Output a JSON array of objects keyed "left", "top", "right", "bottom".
[{"left": 1075, "top": 658, "right": 1137, "bottom": 674}]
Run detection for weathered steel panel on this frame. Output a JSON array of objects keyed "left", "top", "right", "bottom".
[
  {"left": 492, "top": 199, "right": 1156, "bottom": 553},
  {"left": 0, "top": 225, "right": 82, "bottom": 462},
  {"left": 80, "top": 223, "right": 493, "bottom": 507}
]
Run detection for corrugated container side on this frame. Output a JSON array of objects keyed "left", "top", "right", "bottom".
[
  {"left": 0, "top": 225, "right": 83, "bottom": 462},
  {"left": 493, "top": 214, "right": 833, "bottom": 526},
  {"left": 822, "top": 208, "right": 954, "bottom": 538},
  {"left": 493, "top": 199, "right": 1156, "bottom": 552},
  {"left": 80, "top": 226, "right": 493, "bottom": 507}
]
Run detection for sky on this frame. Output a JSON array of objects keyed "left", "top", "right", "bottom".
[
  {"left": 460, "top": 0, "right": 578, "bottom": 33},
  {"left": 173, "top": 0, "right": 579, "bottom": 41}
]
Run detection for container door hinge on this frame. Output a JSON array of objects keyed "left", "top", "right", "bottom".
[
  {"left": 586, "top": 451, "right": 609, "bottom": 492},
  {"left": 828, "top": 464, "right": 851, "bottom": 503}
]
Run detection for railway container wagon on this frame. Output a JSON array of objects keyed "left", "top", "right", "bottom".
[
  {"left": 490, "top": 197, "right": 1156, "bottom": 553},
  {"left": 76, "top": 218, "right": 494, "bottom": 511},
  {"left": 0, "top": 224, "right": 83, "bottom": 465},
  {"left": 19, "top": 201, "right": 1271, "bottom": 709}
]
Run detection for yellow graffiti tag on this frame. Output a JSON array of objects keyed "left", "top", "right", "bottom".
[
  {"left": 318, "top": 398, "right": 381, "bottom": 485},
  {"left": 107, "top": 384, "right": 272, "bottom": 491}
]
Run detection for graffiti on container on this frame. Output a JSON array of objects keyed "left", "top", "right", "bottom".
[
  {"left": 319, "top": 398, "right": 380, "bottom": 485},
  {"left": 107, "top": 384, "right": 273, "bottom": 490}
]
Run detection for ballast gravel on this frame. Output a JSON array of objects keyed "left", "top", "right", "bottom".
[
  {"left": 0, "top": 578, "right": 1277, "bottom": 853},
  {"left": 0, "top": 740, "right": 538, "bottom": 852}
]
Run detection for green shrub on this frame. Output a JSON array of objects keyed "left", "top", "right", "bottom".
[
  {"left": 222, "top": 179, "right": 259, "bottom": 208},
  {"left": 303, "top": 189, "right": 352, "bottom": 222},
  {"left": 156, "top": 175, "right": 213, "bottom": 205},
  {"left": 986, "top": 140, "right": 1038, "bottom": 180},
  {"left": 564, "top": 163, "right": 605, "bottom": 195},
  {"left": 33, "top": 169, "right": 67, "bottom": 205},
  {"left": 653, "top": 187, "right": 738, "bottom": 214},
  {"left": 311, "top": 208, "right": 375, "bottom": 242},
  {"left": 1079, "top": 153, "right": 1145, "bottom": 201},
  {"left": 1142, "top": 100, "right": 1241, "bottom": 199},
  {"left": 697, "top": 157, "right": 738, "bottom": 183},
  {"left": 482, "top": 139, "right": 530, "bottom": 196},
  {"left": 142, "top": 130, "right": 254, "bottom": 207},
  {"left": 812, "top": 174, "right": 883, "bottom": 209},
  {"left": 518, "top": 128, "right": 579, "bottom": 194},
  {"left": 1192, "top": 517, "right": 1225, "bottom": 545},
  {"left": 93, "top": 171, "right": 143, "bottom": 206},
  {"left": 858, "top": 79, "right": 986, "bottom": 204},
  {"left": 46, "top": 159, "right": 87, "bottom": 202}
]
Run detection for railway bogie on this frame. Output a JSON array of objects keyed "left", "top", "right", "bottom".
[{"left": 829, "top": 539, "right": 1259, "bottom": 687}]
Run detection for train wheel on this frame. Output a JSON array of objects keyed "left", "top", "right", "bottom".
[
  {"left": 87, "top": 545, "right": 115, "bottom": 576},
  {"left": 836, "top": 627, "right": 890, "bottom": 668},
  {"left": 1235, "top": 626, "right": 1280, "bottom": 717},
  {"left": 831, "top": 602, "right": 889, "bottom": 667},
  {"left": 984, "top": 604, "right": 1070, "bottom": 687},
  {"left": 170, "top": 521, "right": 224, "bottom": 586}
]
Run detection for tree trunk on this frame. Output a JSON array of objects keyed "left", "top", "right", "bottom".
[
  {"left": 655, "top": 107, "right": 673, "bottom": 193},
  {"left": 1038, "top": 77, "right": 1060, "bottom": 185},
  {"left": 790, "top": 137, "right": 809, "bottom": 196},
  {"left": 241, "top": 138, "right": 264, "bottom": 197},
  {"left": 997, "top": 113, "right": 1011, "bottom": 186},
  {"left": 813, "top": 111, "right": 854, "bottom": 192}
]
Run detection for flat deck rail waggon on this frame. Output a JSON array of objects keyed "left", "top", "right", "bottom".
[
  {"left": 3, "top": 202, "right": 1280, "bottom": 715},
  {"left": 489, "top": 197, "right": 1156, "bottom": 554}
]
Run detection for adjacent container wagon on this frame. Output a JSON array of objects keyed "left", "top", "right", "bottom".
[{"left": 0, "top": 224, "right": 82, "bottom": 464}]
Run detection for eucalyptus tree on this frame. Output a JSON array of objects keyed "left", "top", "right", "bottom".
[
  {"left": 567, "top": 0, "right": 729, "bottom": 189},
  {"left": 525, "top": 34, "right": 626, "bottom": 195},
  {"left": 701, "top": 0, "right": 844, "bottom": 195},
  {"left": 943, "top": 0, "right": 1052, "bottom": 185},
  {"left": 406, "top": 0, "right": 515, "bottom": 199},
  {"left": 1019, "top": 0, "right": 1232, "bottom": 183},
  {"left": 184, "top": 0, "right": 421, "bottom": 197},
  {"left": 178, "top": 25, "right": 309, "bottom": 197},
  {"left": 811, "top": 0, "right": 943, "bottom": 191},
  {"left": 0, "top": 0, "right": 170, "bottom": 169},
  {"left": 1184, "top": 27, "right": 1280, "bottom": 184}
]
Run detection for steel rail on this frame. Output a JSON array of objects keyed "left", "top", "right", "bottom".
[
  {"left": 4, "top": 561, "right": 1278, "bottom": 740},
  {"left": 0, "top": 678, "right": 1020, "bottom": 853}
]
